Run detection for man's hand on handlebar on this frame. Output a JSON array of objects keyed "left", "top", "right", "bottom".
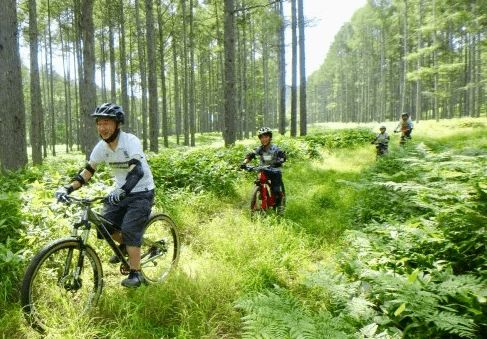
[{"left": 55, "top": 186, "right": 73, "bottom": 203}]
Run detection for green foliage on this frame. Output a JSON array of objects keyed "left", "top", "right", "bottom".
[
  {"left": 149, "top": 145, "right": 245, "bottom": 195},
  {"left": 0, "top": 168, "right": 45, "bottom": 310},
  {"left": 284, "top": 164, "right": 360, "bottom": 241},
  {"left": 338, "top": 138, "right": 487, "bottom": 338},
  {"left": 303, "top": 128, "right": 374, "bottom": 150},
  {"left": 2, "top": 124, "right": 487, "bottom": 338},
  {"left": 236, "top": 286, "right": 353, "bottom": 339}
]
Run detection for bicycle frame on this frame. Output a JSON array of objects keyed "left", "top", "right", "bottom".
[
  {"left": 255, "top": 170, "right": 275, "bottom": 209},
  {"left": 243, "top": 165, "right": 284, "bottom": 212},
  {"left": 22, "top": 195, "right": 180, "bottom": 333},
  {"left": 69, "top": 198, "right": 130, "bottom": 271}
]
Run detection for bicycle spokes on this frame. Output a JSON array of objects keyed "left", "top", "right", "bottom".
[
  {"left": 21, "top": 240, "right": 103, "bottom": 332},
  {"left": 140, "top": 215, "right": 179, "bottom": 283}
]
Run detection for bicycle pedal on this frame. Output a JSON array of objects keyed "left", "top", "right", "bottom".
[{"left": 120, "top": 263, "right": 131, "bottom": 275}]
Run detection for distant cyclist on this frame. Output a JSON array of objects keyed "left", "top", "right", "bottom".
[
  {"left": 241, "top": 127, "right": 287, "bottom": 210},
  {"left": 371, "top": 125, "right": 389, "bottom": 157},
  {"left": 394, "top": 112, "right": 413, "bottom": 144}
]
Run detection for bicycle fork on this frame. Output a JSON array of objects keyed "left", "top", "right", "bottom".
[{"left": 59, "top": 224, "right": 91, "bottom": 291}]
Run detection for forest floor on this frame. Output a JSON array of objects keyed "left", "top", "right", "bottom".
[{"left": 1, "top": 117, "right": 486, "bottom": 338}]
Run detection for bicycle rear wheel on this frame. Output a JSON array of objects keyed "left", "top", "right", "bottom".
[
  {"left": 140, "top": 214, "right": 180, "bottom": 283},
  {"left": 21, "top": 238, "right": 103, "bottom": 332}
]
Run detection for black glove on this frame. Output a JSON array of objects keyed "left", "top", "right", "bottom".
[
  {"left": 55, "top": 185, "right": 73, "bottom": 203},
  {"left": 107, "top": 188, "right": 126, "bottom": 205},
  {"left": 240, "top": 163, "right": 247, "bottom": 170}
]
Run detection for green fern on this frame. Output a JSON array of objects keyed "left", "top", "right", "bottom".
[{"left": 235, "top": 287, "right": 352, "bottom": 339}]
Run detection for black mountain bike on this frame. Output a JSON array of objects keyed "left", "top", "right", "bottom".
[{"left": 20, "top": 195, "right": 180, "bottom": 333}]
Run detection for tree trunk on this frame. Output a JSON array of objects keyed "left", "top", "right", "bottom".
[
  {"left": 189, "top": 0, "right": 196, "bottom": 146},
  {"left": 0, "top": 0, "right": 28, "bottom": 172},
  {"left": 297, "top": 0, "right": 306, "bottom": 136},
  {"left": 59, "top": 17, "right": 72, "bottom": 153},
  {"left": 157, "top": 2, "right": 169, "bottom": 148},
  {"left": 277, "top": 1, "right": 286, "bottom": 135},
  {"left": 415, "top": 0, "right": 423, "bottom": 123},
  {"left": 135, "top": 0, "right": 148, "bottom": 149},
  {"left": 172, "top": 35, "right": 182, "bottom": 145},
  {"left": 119, "top": 0, "right": 130, "bottom": 131},
  {"left": 290, "top": 0, "right": 297, "bottom": 137},
  {"left": 223, "top": 0, "right": 237, "bottom": 146},
  {"left": 79, "top": 0, "right": 98, "bottom": 158},
  {"left": 145, "top": 0, "right": 159, "bottom": 152},
  {"left": 47, "top": 0, "right": 56, "bottom": 156},
  {"left": 400, "top": 0, "right": 408, "bottom": 115},
  {"left": 181, "top": 0, "right": 190, "bottom": 146},
  {"left": 109, "top": 19, "right": 117, "bottom": 102},
  {"left": 432, "top": 0, "right": 438, "bottom": 121},
  {"left": 29, "top": 0, "right": 44, "bottom": 165},
  {"left": 99, "top": 28, "right": 108, "bottom": 102}
]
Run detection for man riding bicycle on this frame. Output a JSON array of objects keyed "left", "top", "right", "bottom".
[
  {"left": 55, "top": 103, "right": 155, "bottom": 288},
  {"left": 241, "top": 127, "right": 286, "bottom": 210}
]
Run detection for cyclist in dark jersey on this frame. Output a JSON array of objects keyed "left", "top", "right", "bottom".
[
  {"left": 371, "top": 125, "right": 390, "bottom": 156},
  {"left": 241, "top": 127, "right": 287, "bottom": 210}
]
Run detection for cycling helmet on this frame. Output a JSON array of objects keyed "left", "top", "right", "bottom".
[
  {"left": 380, "top": 125, "right": 386, "bottom": 130},
  {"left": 257, "top": 127, "right": 272, "bottom": 138},
  {"left": 401, "top": 112, "right": 409, "bottom": 117},
  {"left": 91, "top": 103, "right": 125, "bottom": 124}
]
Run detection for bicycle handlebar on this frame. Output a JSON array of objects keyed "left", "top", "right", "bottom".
[
  {"left": 241, "top": 164, "right": 280, "bottom": 173},
  {"left": 61, "top": 195, "right": 107, "bottom": 205}
]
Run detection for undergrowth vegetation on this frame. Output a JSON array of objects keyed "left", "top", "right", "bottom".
[{"left": 0, "top": 121, "right": 486, "bottom": 338}]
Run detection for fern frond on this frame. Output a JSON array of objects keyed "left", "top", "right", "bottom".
[
  {"left": 436, "top": 274, "right": 487, "bottom": 301},
  {"left": 426, "top": 311, "right": 477, "bottom": 338}
]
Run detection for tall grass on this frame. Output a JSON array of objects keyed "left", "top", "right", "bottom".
[{"left": 1, "top": 118, "right": 486, "bottom": 338}]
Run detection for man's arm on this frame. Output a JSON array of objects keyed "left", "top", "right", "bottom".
[
  {"left": 66, "top": 162, "right": 97, "bottom": 192},
  {"left": 120, "top": 159, "right": 144, "bottom": 194}
]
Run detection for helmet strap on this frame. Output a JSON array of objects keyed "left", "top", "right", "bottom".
[{"left": 101, "top": 127, "right": 120, "bottom": 144}]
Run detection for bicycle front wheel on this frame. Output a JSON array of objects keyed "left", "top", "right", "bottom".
[
  {"left": 21, "top": 238, "right": 103, "bottom": 332},
  {"left": 140, "top": 214, "right": 180, "bottom": 283}
]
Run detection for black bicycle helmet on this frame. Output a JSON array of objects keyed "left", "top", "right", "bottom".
[
  {"left": 257, "top": 127, "right": 272, "bottom": 138},
  {"left": 91, "top": 103, "right": 125, "bottom": 124}
]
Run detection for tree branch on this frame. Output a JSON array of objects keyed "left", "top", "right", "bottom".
[{"left": 233, "top": 0, "right": 282, "bottom": 15}]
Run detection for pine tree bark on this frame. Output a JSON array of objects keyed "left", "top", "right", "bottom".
[
  {"left": 189, "top": 0, "right": 196, "bottom": 146},
  {"left": 135, "top": 0, "right": 148, "bottom": 149},
  {"left": 157, "top": 2, "right": 169, "bottom": 147},
  {"left": 223, "top": 0, "right": 237, "bottom": 146},
  {"left": 119, "top": 0, "right": 130, "bottom": 131},
  {"left": 47, "top": 0, "right": 56, "bottom": 156},
  {"left": 290, "top": 0, "right": 297, "bottom": 137},
  {"left": 145, "top": 0, "right": 159, "bottom": 152},
  {"left": 29, "top": 0, "right": 45, "bottom": 165},
  {"left": 181, "top": 0, "right": 190, "bottom": 146},
  {"left": 79, "top": 0, "right": 98, "bottom": 158},
  {"left": 277, "top": 1, "right": 286, "bottom": 135},
  {"left": 0, "top": 0, "right": 28, "bottom": 172},
  {"left": 297, "top": 0, "right": 307, "bottom": 136}
]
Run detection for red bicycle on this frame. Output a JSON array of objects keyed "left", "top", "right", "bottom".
[{"left": 242, "top": 165, "right": 285, "bottom": 213}]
